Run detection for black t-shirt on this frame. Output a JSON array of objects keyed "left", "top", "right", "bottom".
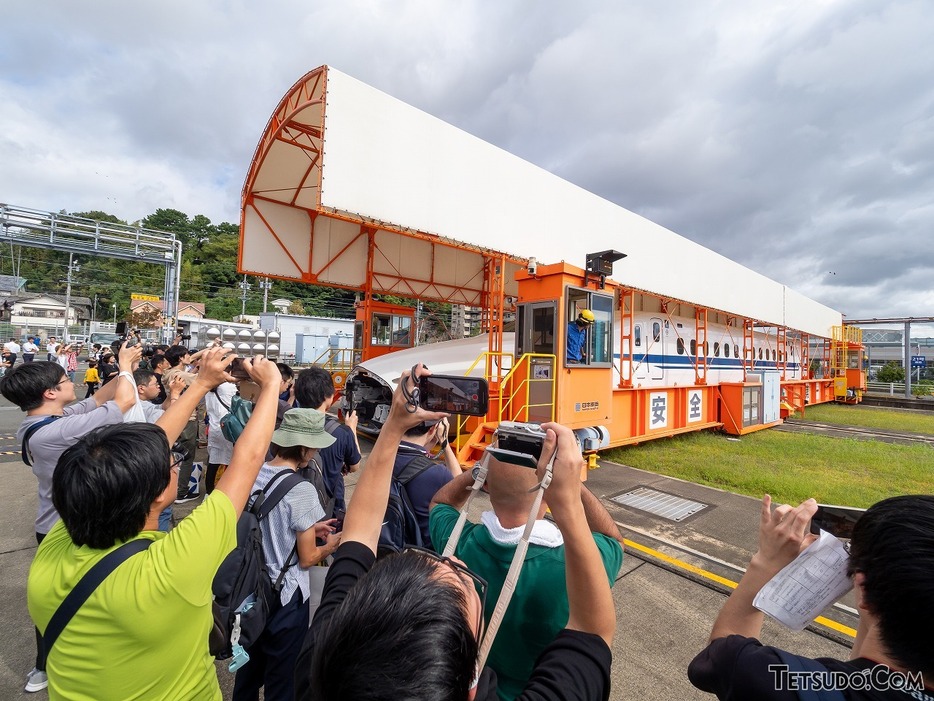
[
  {"left": 689, "top": 635, "right": 932, "bottom": 701},
  {"left": 294, "top": 541, "right": 612, "bottom": 701},
  {"left": 99, "top": 361, "right": 119, "bottom": 385}
]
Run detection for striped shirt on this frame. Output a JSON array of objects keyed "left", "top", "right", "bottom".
[{"left": 251, "top": 463, "right": 325, "bottom": 606}]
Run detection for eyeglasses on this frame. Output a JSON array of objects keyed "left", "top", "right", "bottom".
[
  {"left": 170, "top": 451, "right": 186, "bottom": 474},
  {"left": 54, "top": 378, "right": 72, "bottom": 388},
  {"left": 405, "top": 546, "right": 487, "bottom": 639}
]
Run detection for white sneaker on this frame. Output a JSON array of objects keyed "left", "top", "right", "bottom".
[{"left": 24, "top": 667, "right": 48, "bottom": 692}]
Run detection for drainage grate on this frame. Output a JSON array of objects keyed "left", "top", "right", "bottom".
[{"left": 611, "top": 487, "right": 708, "bottom": 522}]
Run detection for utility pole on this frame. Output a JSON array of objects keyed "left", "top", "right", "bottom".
[
  {"left": 239, "top": 275, "right": 251, "bottom": 318},
  {"left": 63, "top": 254, "right": 80, "bottom": 342},
  {"left": 259, "top": 277, "right": 273, "bottom": 313}
]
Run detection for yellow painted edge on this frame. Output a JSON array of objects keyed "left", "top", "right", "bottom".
[{"left": 623, "top": 538, "right": 856, "bottom": 639}]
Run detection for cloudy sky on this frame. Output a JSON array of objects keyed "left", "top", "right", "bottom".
[{"left": 2, "top": 0, "right": 932, "bottom": 325}]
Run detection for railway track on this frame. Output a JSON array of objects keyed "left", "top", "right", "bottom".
[{"left": 778, "top": 419, "right": 934, "bottom": 447}]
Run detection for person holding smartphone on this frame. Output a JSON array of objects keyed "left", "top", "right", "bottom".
[
  {"left": 294, "top": 364, "right": 619, "bottom": 701},
  {"left": 689, "top": 495, "right": 934, "bottom": 699}
]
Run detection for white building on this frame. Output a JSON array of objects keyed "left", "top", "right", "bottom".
[
  {"left": 1, "top": 292, "right": 91, "bottom": 338},
  {"left": 259, "top": 312, "right": 354, "bottom": 363}
]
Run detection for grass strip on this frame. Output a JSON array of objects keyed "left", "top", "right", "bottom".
[
  {"left": 798, "top": 403, "right": 934, "bottom": 436},
  {"left": 603, "top": 429, "right": 934, "bottom": 508}
]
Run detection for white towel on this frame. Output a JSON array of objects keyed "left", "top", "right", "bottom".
[{"left": 480, "top": 510, "right": 564, "bottom": 548}]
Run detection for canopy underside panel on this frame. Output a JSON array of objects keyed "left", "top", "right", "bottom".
[{"left": 242, "top": 196, "right": 516, "bottom": 305}]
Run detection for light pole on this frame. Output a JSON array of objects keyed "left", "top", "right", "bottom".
[
  {"left": 260, "top": 277, "right": 272, "bottom": 313},
  {"left": 63, "top": 254, "right": 80, "bottom": 342},
  {"left": 239, "top": 275, "right": 251, "bottom": 318},
  {"left": 112, "top": 303, "right": 117, "bottom": 324}
]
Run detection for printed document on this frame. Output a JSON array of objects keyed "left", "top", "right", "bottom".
[{"left": 753, "top": 530, "right": 853, "bottom": 631}]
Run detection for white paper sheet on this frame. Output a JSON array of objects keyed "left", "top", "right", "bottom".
[{"left": 753, "top": 530, "right": 853, "bottom": 631}]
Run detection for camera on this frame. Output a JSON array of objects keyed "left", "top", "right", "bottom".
[
  {"left": 486, "top": 422, "right": 547, "bottom": 469},
  {"left": 495, "top": 422, "right": 547, "bottom": 458},
  {"left": 227, "top": 357, "right": 251, "bottom": 381}
]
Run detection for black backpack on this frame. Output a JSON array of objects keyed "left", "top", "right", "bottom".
[
  {"left": 210, "top": 470, "right": 306, "bottom": 662},
  {"left": 298, "top": 457, "right": 334, "bottom": 520},
  {"left": 377, "top": 454, "right": 436, "bottom": 557}
]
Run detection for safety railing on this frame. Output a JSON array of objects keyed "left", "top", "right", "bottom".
[{"left": 454, "top": 352, "right": 556, "bottom": 452}]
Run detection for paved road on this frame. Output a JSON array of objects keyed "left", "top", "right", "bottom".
[{"left": 0, "top": 389, "right": 853, "bottom": 699}]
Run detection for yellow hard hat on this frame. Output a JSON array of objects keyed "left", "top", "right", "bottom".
[{"left": 578, "top": 309, "right": 595, "bottom": 324}]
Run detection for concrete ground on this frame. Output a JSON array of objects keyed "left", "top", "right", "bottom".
[{"left": 0, "top": 388, "right": 854, "bottom": 699}]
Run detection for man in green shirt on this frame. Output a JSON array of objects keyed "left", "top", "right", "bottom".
[
  {"left": 27, "top": 349, "right": 284, "bottom": 701},
  {"left": 429, "top": 455, "right": 624, "bottom": 700}
]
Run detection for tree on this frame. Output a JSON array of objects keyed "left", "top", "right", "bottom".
[
  {"left": 129, "top": 307, "right": 164, "bottom": 330},
  {"left": 288, "top": 300, "right": 306, "bottom": 315},
  {"left": 876, "top": 361, "right": 905, "bottom": 383}
]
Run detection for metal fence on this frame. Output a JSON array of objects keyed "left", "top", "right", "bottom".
[{"left": 866, "top": 381, "right": 933, "bottom": 397}]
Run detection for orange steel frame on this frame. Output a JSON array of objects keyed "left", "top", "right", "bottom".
[{"left": 240, "top": 67, "right": 526, "bottom": 367}]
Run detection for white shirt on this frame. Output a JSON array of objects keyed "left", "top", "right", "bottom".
[
  {"left": 23, "top": 341, "right": 39, "bottom": 354},
  {"left": 4, "top": 341, "right": 21, "bottom": 354}
]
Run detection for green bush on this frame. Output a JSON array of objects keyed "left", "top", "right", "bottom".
[{"left": 876, "top": 361, "right": 905, "bottom": 383}]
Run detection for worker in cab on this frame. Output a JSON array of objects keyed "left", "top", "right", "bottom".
[{"left": 567, "top": 309, "right": 594, "bottom": 364}]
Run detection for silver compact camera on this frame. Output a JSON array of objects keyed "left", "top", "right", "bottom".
[{"left": 494, "top": 422, "right": 547, "bottom": 459}]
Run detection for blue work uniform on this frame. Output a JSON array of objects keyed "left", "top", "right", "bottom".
[{"left": 567, "top": 322, "right": 587, "bottom": 363}]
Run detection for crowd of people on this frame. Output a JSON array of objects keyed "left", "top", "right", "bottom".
[{"left": 0, "top": 343, "right": 931, "bottom": 700}]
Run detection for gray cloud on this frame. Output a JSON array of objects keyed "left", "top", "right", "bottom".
[{"left": 1, "top": 0, "right": 932, "bottom": 320}]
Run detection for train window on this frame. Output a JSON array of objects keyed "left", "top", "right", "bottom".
[
  {"left": 714, "top": 342, "right": 720, "bottom": 357},
  {"left": 772, "top": 349, "right": 776, "bottom": 361},
  {"left": 677, "top": 338, "right": 685, "bottom": 355},
  {"left": 566, "top": 287, "right": 612, "bottom": 367},
  {"left": 704, "top": 342, "right": 709, "bottom": 357},
  {"left": 724, "top": 343, "right": 730, "bottom": 358},
  {"left": 758, "top": 348, "right": 763, "bottom": 360},
  {"left": 652, "top": 322, "right": 661, "bottom": 343},
  {"left": 734, "top": 344, "right": 740, "bottom": 358},
  {"left": 690, "top": 339, "right": 697, "bottom": 356}
]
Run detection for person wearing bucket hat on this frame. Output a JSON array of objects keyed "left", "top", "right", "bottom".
[{"left": 232, "top": 408, "right": 340, "bottom": 701}]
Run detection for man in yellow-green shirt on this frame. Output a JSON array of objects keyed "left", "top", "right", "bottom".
[{"left": 27, "top": 350, "right": 284, "bottom": 700}]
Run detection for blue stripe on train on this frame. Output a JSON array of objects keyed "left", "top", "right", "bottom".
[{"left": 613, "top": 353, "right": 800, "bottom": 371}]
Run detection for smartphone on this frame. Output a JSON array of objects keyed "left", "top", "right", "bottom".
[
  {"left": 809, "top": 504, "right": 866, "bottom": 538},
  {"left": 228, "top": 357, "right": 251, "bottom": 381},
  {"left": 417, "top": 374, "right": 488, "bottom": 415},
  {"left": 485, "top": 445, "right": 539, "bottom": 469},
  {"left": 332, "top": 509, "right": 346, "bottom": 532}
]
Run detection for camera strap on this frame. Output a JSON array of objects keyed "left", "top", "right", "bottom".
[
  {"left": 442, "top": 445, "right": 558, "bottom": 672},
  {"left": 401, "top": 364, "right": 422, "bottom": 413}
]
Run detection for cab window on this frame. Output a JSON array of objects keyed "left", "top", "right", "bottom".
[
  {"left": 372, "top": 313, "right": 392, "bottom": 345},
  {"left": 566, "top": 287, "right": 613, "bottom": 367}
]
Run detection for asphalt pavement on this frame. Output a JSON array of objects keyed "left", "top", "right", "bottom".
[{"left": 0, "top": 384, "right": 854, "bottom": 700}]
